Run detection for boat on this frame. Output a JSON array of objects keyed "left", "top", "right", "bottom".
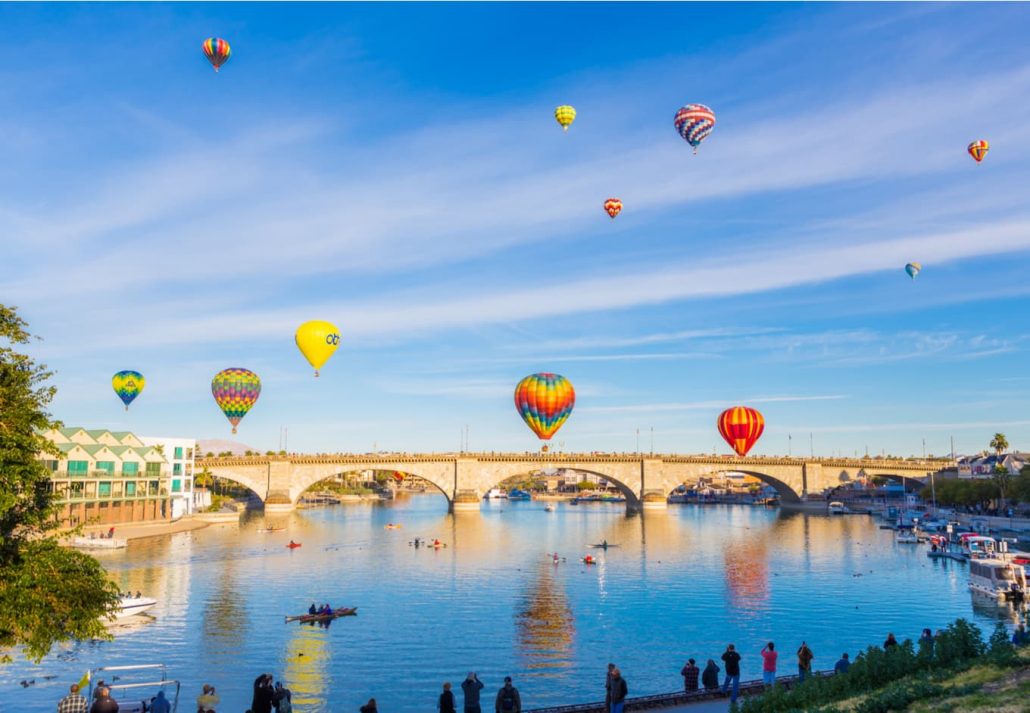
[
  {"left": 828, "top": 501, "right": 847, "bottom": 515},
  {"left": 285, "top": 607, "right": 358, "bottom": 623},
  {"left": 257, "top": 527, "right": 285, "bottom": 533},
  {"left": 961, "top": 535, "right": 998, "bottom": 560},
  {"left": 115, "top": 594, "right": 157, "bottom": 619},
  {"left": 968, "top": 559, "right": 1027, "bottom": 601},
  {"left": 507, "top": 489, "right": 531, "bottom": 501},
  {"left": 286, "top": 542, "right": 302, "bottom": 549},
  {"left": 589, "top": 543, "right": 619, "bottom": 549},
  {"left": 581, "top": 556, "right": 597, "bottom": 565},
  {"left": 384, "top": 524, "right": 402, "bottom": 530},
  {"left": 544, "top": 504, "right": 556, "bottom": 512},
  {"left": 485, "top": 488, "right": 507, "bottom": 499},
  {"left": 70, "top": 535, "right": 128, "bottom": 550},
  {"left": 896, "top": 532, "right": 920, "bottom": 544}
]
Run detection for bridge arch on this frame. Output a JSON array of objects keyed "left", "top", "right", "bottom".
[
  {"left": 486, "top": 467, "right": 642, "bottom": 511},
  {"left": 293, "top": 467, "right": 454, "bottom": 505}
]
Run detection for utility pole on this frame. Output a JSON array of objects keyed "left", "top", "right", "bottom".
[
  {"left": 922, "top": 438, "right": 926, "bottom": 459},
  {"left": 810, "top": 432, "right": 814, "bottom": 458},
  {"left": 650, "top": 427, "right": 654, "bottom": 455},
  {"left": 788, "top": 434, "right": 792, "bottom": 457},
  {"left": 284, "top": 427, "right": 288, "bottom": 452},
  {"left": 636, "top": 428, "right": 640, "bottom": 453},
  {"left": 950, "top": 435, "right": 955, "bottom": 462}
]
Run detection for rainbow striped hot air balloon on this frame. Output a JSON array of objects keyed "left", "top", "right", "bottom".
[
  {"left": 211, "top": 368, "right": 261, "bottom": 434},
  {"left": 967, "top": 139, "right": 989, "bottom": 163},
  {"left": 202, "top": 37, "right": 231, "bottom": 72},
  {"left": 674, "top": 103, "right": 716, "bottom": 154},
  {"left": 717, "top": 406, "right": 765, "bottom": 457},
  {"left": 603, "top": 198, "right": 623, "bottom": 219},
  {"left": 554, "top": 105, "right": 576, "bottom": 132},
  {"left": 112, "top": 370, "right": 145, "bottom": 411},
  {"left": 514, "top": 373, "right": 575, "bottom": 443}
]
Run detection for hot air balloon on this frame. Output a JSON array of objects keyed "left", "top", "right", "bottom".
[
  {"left": 112, "top": 370, "right": 145, "bottom": 411},
  {"left": 554, "top": 105, "right": 576, "bottom": 132},
  {"left": 717, "top": 406, "right": 765, "bottom": 457},
  {"left": 211, "top": 368, "right": 261, "bottom": 434},
  {"left": 603, "top": 198, "right": 623, "bottom": 219},
  {"left": 515, "top": 373, "right": 575, "bottom": 443},
  {"left": 967, "top": 140, "right": 989, "bottom": 163},
  {"left": 295, "top": 320, "right": 341, "bottom": 377},
  {"left": 905, "top": 262, "right": 921, "bottom": 279},
  {"left": 202, "top": 37, "right": 231, "bottom": 72},
  {"left": 674, "top": 103, "right": 716, "bottom": 154}
]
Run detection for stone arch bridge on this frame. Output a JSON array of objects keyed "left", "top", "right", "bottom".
[{"left": 197, "top": 453, "right": 943, "bottom": 513}]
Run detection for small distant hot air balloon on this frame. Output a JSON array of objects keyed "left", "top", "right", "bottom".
[
  {"left": 211, "top": 368, "right": 261, "bottom": 434},
  {"left": 905, "top": 262, "right": 921, "bottom": 279},
  {"left": 717, "top": 406, "right": 765, "bottom": 457},
  {"left": 202, "top": 37, "right": 231, "bottom": 72},
  {"left": 295, "top": 320, "right": 341, "bottom": 377},
  {"left": 515, "top": 373, "right": 575, "bottom": 444},
  {"left": 674, "top": 103, "right": 716, "bottom": 154},
  {"left": 112, "top": 370, "right": 145, "bottom": 411},
  {"left": 603, "top": 198, "right": 623, "bottom": 219},
  {"left": 554, "top": 105, "right": 576, "bottom": 132},
  {"left": 967, "top": 140, "right": 989, "bottom": 163}
]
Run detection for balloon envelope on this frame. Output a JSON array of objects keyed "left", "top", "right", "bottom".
[
  {"left": 674, "top": 104, "right": 716, "bottom": 153},
  {"left": 603, "top": 198, "right": 623, "bottom": 219},
  {"left": 515, "top": 373, "right": 575, "bottom": 441},
  {"left": 295, "top": 320, "right": 341, "bottom": 376},
  {"left": 554, "top": 105, "right": 576, "bottom": 132},
  {"left": 967, "top": 140, "right": 989, "bottom": 163},
  {"left": 202, "top": 37, "right": 231, "bottom": 71},
  {"left": 112, "top": 370, "right": 145, "bottom": 410},
  {"left": 211, "top": 368, "right": 261, "bottom": 434},
  {"left": 905, "top": 262, "right": 921, "bottom": 279},
  {"left": 717, "top": 406, "right": 765, "bottom": 457}
]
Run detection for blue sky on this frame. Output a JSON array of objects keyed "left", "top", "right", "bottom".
[{"left": 5, "top": 3, "right": 1030, "bottom": 457}]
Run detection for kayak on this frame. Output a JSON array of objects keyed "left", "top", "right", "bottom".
[
  {"left": 581, "top": 557, "right": 597, "bottom": 565},
  {"left": 258, "top": 527, "right": 285, "bottom": 533},
  {"left": 285, "top": 607, "right": 358, "bottom": 623},
  {"left": 286, "top": 543, "right": 302, "bottom": 549},
  {"left": 589, "top": 544, "right": 619, "bottom": 548}
]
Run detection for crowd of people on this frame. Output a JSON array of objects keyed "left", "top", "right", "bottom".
[{"left": 55, "top": 624, "right": 1030, "bottom": 713}]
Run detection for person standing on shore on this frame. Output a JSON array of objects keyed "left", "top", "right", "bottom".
[
  {"left": 609, "top": 668, "right": 628, "bottom": 713},
  {"left": 680, "top": 659, "right": 700, "bottom": 692},
  {"left": 197, "top": 684, "right": 220, "bottom": 712},
  {"left": 58, "top": 683, "right": 89, "bottom": 713},
  {"left": 272, "top": 682, "right": 292, "bottom": 713},
  {"left": 720, "top": 644, "right": 742, "bottom": 702},
  {"left": 494, "top": 677, "right": 520, "bottom": 713},
  {"left": 251, "top": 674, "right": 274, "bottom": 713},
  {"left": 797, "top": 642, "right": 814, "bottom": 683},
  {"left": 701, "top": 660, "right": 720, "bottom": 691},
  {"left": 883, "top": 633, "right": 898, "bottom": 651},
  {"left": 439, "top": 683, "right": 456, "bottom": 713},
  {"left": 605, "top": 663, "right": 615, "bottom": 713},
  {"left": 760, "top": 642, "right": 777, "bottom": 688},
  {"left": 89, "top": 688, "right": 118, "bottom": 713},
  {"left": 360, "top": 698, "right": 378, "bottom": 713},
  {"left": 462, "top": 672, "right": 484, "bottom": 713}
]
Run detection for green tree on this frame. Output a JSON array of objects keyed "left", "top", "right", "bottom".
[
  {"left": 0, "top": 305, "right": 119, "bottom": 662},
  {"left": 194, "top": 467, "right": 213, "bottom": 489},
  {"left": 992, "top": 466, "right": 1013, "bottom": 510},
  {"left": 990, "top": 433, "right": 1008, "bottom": 455}
]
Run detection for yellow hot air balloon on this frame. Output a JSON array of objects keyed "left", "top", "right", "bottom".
[
  {"left": 554, "top": 105, "right": 576, "bottom": 132},
  {"left": 295, "top": 320, "right": 341, "bottom": 377}
]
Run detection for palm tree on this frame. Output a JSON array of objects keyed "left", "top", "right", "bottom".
[{"left": 990, "top": 433, "right": 1009, "bottom": 456}]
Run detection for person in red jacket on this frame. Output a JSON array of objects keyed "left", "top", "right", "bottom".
[{"left": 760, "top": 642, "right": 778, "bottom": 688}]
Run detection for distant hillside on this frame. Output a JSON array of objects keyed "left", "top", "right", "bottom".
[{"left": 197, "top": 439, "right": 259, "bottom": 457}]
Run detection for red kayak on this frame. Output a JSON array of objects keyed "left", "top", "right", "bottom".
[{"left": 286, "top": 542, "right": 302, "bottom": 549}]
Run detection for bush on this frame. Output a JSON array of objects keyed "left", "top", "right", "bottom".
[
  {"left": 852, "top": 678, "right": 944, "bottom": 713},
  {"left": 986, "top": 622, "right": 1018, "bottom": 666}
]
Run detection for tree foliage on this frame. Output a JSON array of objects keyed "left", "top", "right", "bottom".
[
  {"left": 0, "top": 305, "right": 119, "bottom": 662},
  {"left": 990, "top": 433, "right": 1008, "bottom": 455}
]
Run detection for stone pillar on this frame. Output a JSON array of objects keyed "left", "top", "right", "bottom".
[
  {"left": 802, "top": 462, "right": 822, "bottom": 498},
  {"left": 640, "top": 459, "right": 667, "bottom": 510},
  {"left": 451, "top": 490, "right": 481, "bottom": 513},
  {"left": 265, "top": 460, "right": 296, "bottom": 512},
  {"left": 451, "top": 458, "right": 481, "bottom": 513}
]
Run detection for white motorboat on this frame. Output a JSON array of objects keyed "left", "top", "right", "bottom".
[
  {"left": 115, "top": 594, "right": 157, "bottom": 619},
  {"left": 896, "top": 532, "right": 920, "bottom": 544},
  {"left": 828, "top": 501, "right": 847, "bottom": 515},
  {"left": 485, "top": 488, "right": 507, "bottom": 499},
  {"left": 70, "top": 535, "right": 128, "bottom": 550},
  {"left": 968, "top": 558, "right": 1027, "bottom": 601},
  {"left": 544, "top": 504, "right": 556, "bottom": 512}
]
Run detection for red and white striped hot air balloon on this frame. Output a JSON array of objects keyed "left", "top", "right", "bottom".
[{"left": 717, "top": 406, "right": 765, "bottom": 457}]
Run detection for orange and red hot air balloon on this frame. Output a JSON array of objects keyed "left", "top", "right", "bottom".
[
  {"left": 967, "top": 140, "right": 989, "bottom": 163},
  {"left": 717, "top": 406, "right": 765, "bottom": 457},
  {"left": 603, "top": 198, "right": 623, "bottom": 219},
  {"left": 202, "top": 37, "right": 231, "bottom": 72}
]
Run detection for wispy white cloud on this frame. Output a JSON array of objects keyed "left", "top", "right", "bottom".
[{"left": 580, "top": 395, "right": 848, "bottom": 415}]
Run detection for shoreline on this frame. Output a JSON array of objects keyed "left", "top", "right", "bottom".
[{"left": 73, "top": 517, "right": 210, "bottom": 542}]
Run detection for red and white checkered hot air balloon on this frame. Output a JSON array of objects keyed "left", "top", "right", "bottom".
[
  {"left": 674, "top": 103, "right": 716, "bottom": 154},
  {"left": 603, "top": 198, "right": 623, "bottom": 219},
  {"left": 717, "top": 406, "right": 765, "bottom": 457}
]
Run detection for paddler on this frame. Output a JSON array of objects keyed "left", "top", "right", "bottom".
[
  {"left": 324, "top": 603, "right": 333, "bottom": 616},
  {"left": 308, "top": 603, "right": 317, "bottom": 615}
]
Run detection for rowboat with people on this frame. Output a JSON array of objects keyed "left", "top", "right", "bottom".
[{"left": 284, "top": 607, "right": 357, "bottom": 623}]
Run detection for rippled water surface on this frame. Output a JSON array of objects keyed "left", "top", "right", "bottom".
[{"left": 3, "top": 497, "right": 1021, "bottom": 712}]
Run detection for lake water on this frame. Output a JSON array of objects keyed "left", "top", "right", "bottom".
[{"left": 3, "top": 497, "right": 1022, "bottom": 712}]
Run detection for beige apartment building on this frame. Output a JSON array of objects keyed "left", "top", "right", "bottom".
[{"left": 40, "top": 426, "right": 172, "bottom": 527}]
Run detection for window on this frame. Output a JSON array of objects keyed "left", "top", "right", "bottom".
[
  {"left": 96, "top": 461, "right": 115, "bottom": 474},
  {"left": 146, "top": 462, "right": 162, "bottom": 476},
  {"left": 174, "top": 447, "right": 183, "bottom": 460},
  {"left": 122, "top": 462, "right": 139, "bottom": 476},
  {"left": 44, "top": 460, "right": 59, "bottom": 472},
  {"left": 148, "top": 481, "right": 159, "bottom": 495},
  {"left": 173, "top": 463, "right": 182, "bottom": 476},
  {"left": 68, "top": 461, "right": 89, "bottom": 475},
  {"left": 98, "top": 482, "right": 111, "bottom": 497},
  {"left": 125, "top": 482, "right": 137, "bottom": 496},
  {"left": 172, "top": 479, "right": 181, "bottom": 493}
]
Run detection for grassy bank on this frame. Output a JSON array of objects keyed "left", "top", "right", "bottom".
[{"left": 737, "top": 619, "right": 1029, "bottom": 713}]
